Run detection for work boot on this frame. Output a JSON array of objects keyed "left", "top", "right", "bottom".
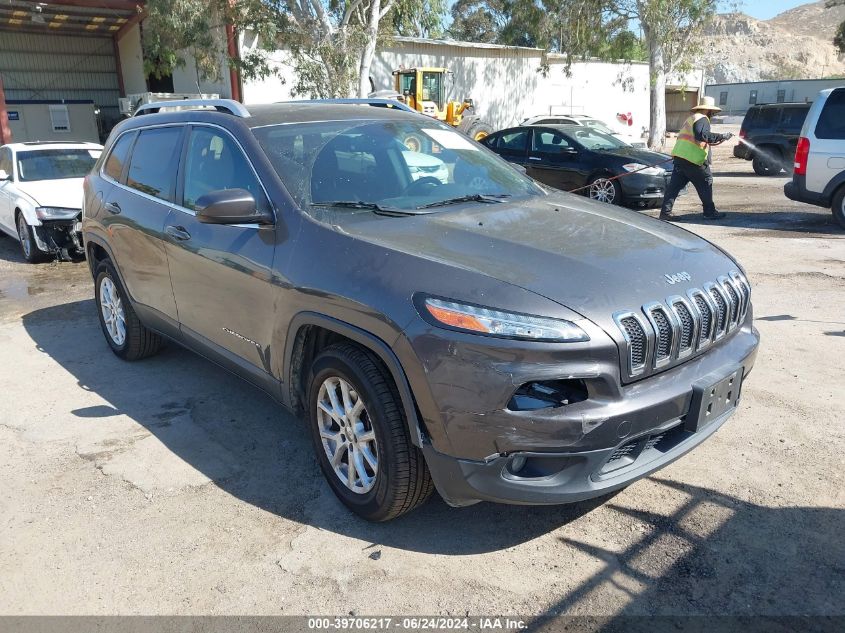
[
  {"left": 703, "top": 211, "right": 727, "bottom": 220},
  {"left": 659, "top": 211, "right": 679, "bottom": 221}
]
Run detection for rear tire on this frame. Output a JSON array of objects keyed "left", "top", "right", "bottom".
[
  {"left": 94, "top": 260, "right": 163, "bottom": 360},
  {"left": 307, "top": 343, "right": 433, "bottom": 521},
  {"left": 833, "top": 186, "right": 845, "bottom": 230},
  {"left": 752, "top": 153, "right": 782, "bottom": 176}
]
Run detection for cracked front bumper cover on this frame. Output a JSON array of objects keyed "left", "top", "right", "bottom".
[{"left": 32, "top": 218, "right": 83, "bottom": 254}]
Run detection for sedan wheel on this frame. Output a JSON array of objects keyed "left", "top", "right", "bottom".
[
  {"left": 16, "top": 214, "right": 43, "bottom": 263},
  {"left": 588, "top": 177, "right": 621, "bottom": 205}
]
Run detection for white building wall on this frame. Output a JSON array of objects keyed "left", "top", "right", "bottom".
[{"left": 241, "top": 37, "right": 651, "bottom": 134}]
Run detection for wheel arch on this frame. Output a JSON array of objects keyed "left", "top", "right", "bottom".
[
  {"left": 822, "top": 170, "right": 845, "bottom": 205},
  {"left": 284, "top": 312, "right": 426, "bottom": 447},
  {"left": 84, "top": 235, "right": 136, "bottom": 304}
]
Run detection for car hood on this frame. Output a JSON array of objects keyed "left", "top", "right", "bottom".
[
  {"left": 339, "top": 193, "right": 739, "bottom": 328},
  {"left": 14, "top": 179, "right": 84, "bottom": 209},
  {"left": 602, "top": 147, "right": 673, "bottom": 169}
]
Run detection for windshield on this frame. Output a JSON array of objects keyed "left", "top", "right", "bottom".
[
  {"left": 581, "top": 119, "right": 617, "bottom": 135},
  {"left": 569, "top": 128, "right": 628, "bottom": 151},
  {"left": 251, "top": 119, "right": 543, "bottom": 212},
  {"left": 16, "top": 149, "right": 99, "bottom": 182}
]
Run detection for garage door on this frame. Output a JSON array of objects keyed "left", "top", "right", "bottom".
[{"left": 0, "top": 30, "right": 121, "bottom": 137}]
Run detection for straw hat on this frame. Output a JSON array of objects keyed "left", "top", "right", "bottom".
[{"left": 691, "top": 96, "right": 722, "bottom": 113}]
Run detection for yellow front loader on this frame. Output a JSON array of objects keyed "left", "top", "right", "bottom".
[{"left": 392, "top": 67, "right": 493, "bottom": 150}]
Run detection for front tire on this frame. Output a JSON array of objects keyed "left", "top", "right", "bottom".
[
  {"left": 94, "top": 260, "right": 163, "bottom": 360},
  {"left": 307, "top": 343, "right": 433, "bottom": 521},
  {"left": 588, "top": 175, "right": 622, "bottom": 205},
  {"left": 16, "top": 213, "right": 45, "bottom": 263}
]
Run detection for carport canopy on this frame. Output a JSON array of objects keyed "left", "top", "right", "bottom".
[{"left": 0, "top": 0, "right": 142, "bottom": 37}]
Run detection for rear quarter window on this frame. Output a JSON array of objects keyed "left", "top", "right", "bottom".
[
  {"left": 815, "top": 89, "right": 845, "bottom": 140},
  {"left": 779, "top": 107, "right": 809, "bottom": 134},
  {"left": 103, "top": 132, "right": 136, "bottom": 182}
]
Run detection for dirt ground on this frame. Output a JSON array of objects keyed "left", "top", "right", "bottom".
[{"left": 0, "top": 132, "right": 843, "bottom": 620}]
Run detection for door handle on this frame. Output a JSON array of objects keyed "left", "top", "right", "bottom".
[
  {"left": 165, "top": 225, "right": 191, "bottom": 241},
  {"left": 528, "top": 156, "right": 542, "bottom": 161},
  {"left": 104, "top": 201, "right": 121, "bottom": 214}
]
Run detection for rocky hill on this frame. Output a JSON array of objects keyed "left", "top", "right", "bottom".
[{"left": 702, "top": 1, "right": 845, "bottom": 83}]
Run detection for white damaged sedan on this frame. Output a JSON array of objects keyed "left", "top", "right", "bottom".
[{"left": 0, "top": 142, "right": 102, "bottom": 262}]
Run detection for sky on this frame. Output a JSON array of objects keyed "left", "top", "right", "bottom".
[{"left": 722, "top": 0, "right": 813, "bottom": 20}]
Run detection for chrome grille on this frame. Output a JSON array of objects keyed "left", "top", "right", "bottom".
[
  {"left": 650, "top": 307, "right": 673, "bottom": 361},
  {"left": 708, "top": 285, "right": 728, "bottom": 337},
  {"left": 691, "top": 292, "right": 713, "bottom": 345},
  {"left": 618, "top": 315, "right": 647, "bottom": 373},
  {"left": 614, "top": 271, "right": 750, "bottom": 380},
  {"left": 672, "top": 300, "right": 695, "bottom": 353}
]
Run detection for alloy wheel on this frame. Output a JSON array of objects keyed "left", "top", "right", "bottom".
[
  {"left": 99, "top": 277, "right": 126, "bottom": 346},
  {"left": 17, "top": 215, "right": 31, "bottom": 259},
  {"left": 316, "top": 376, "right": 379, "bottom": 494},
  {"left": 589, "top": 178, "right": 617, "bottom": 203}
]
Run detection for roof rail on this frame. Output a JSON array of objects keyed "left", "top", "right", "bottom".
[
  {"left": 133, "top": 99, "right": 251, "bottom": 118},
  {"left": 284, "top": 98, "right": 417, "bottom": 113}
]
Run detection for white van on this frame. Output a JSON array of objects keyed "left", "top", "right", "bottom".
[{"left": 784, "top": 87, "right": 845, "bottom": 228}]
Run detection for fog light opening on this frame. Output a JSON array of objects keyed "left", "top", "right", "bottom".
[
  {"left": 507, "top": 379, "right": 588, "bottom": 411},
  {"left": 509, "top": 455, "right": 527, "bottom": 474}
]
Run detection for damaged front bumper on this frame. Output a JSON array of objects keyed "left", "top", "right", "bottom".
[
  {"left": 32, "top": 214, "right": 84, "bottom": 256},
  {"left": 397, "top": 312, "right": 759, "bottom": 507}
]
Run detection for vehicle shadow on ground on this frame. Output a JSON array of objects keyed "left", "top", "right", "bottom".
[
  {"left": 652, "top": 210, "right": 842, "bottom": 236},
  {"left": 527, "top": 477, "right": 844, "bottom": 624},
  {"left": 22, "top": 299, "right": 615, "bottom": 555}
]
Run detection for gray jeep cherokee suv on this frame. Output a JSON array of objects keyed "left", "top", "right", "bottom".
[{"left": 83, "top": 99, "right": 759, "bottom": 521}]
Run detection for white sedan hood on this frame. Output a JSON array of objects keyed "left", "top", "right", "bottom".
[{"left": 15, "top": 178, "right": 85, "bottom": 210}]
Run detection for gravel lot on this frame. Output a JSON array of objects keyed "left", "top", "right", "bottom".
[{"left": 1, "top": 134, "right": 843, "bottom": 620}]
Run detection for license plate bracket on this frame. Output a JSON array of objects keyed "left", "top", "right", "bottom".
[{"left": 686, "top": 367, "right": 744, "bottom": 432}]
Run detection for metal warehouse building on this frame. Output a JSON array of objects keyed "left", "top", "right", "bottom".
[{"left": 0, "top": 0, "right": 233, "bottom": 144}]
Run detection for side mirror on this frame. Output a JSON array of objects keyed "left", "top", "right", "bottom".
[
  {"left": 194, "top": 189, "right": 273, "bottom": 225},
  {"left": 0, "top": 169, "right": 10, "bottom": 181},
  {"left": 510, "top": 163, "right": 527, "bottom": 175}
]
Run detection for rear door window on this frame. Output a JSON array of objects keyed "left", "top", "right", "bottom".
[
  {"left": 126, "top": 127, "right": 183, "bottom": 201},
  {"left": 815, "top": 89, "right": 845, "bottom": 140},
  {"left": 103, "top": 132, "right": 136, "bottom": 183},
  {"left": 496, "top": 129, "right": 529, "bottom": 160}
]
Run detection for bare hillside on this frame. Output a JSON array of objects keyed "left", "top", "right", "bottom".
[{"left": 702, "top": 1, "right": 845, "bottom": 83}]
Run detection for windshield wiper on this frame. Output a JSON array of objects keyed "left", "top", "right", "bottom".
[
  {"left": 310, "top": 200, "right": 413, "bottom": 216},
  {"left": 417, "top": 194, "right": 511, "bottom": 209}
]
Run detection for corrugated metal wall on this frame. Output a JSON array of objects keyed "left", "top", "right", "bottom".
[{"left": 0, "top": 31, "right": 120, "bottom": 132}]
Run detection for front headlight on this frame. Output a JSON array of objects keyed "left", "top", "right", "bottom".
[
  {"left": 418, "top": 296, "right": 589, "bottom": 342},
  {"left": 36, "top": 207, "right": 80, "bottom": 221},
  {"left": 622, "top": 163, "right": 664, "bottom": 176}
]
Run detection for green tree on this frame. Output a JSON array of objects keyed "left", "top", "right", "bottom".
[
  {"left": 142, "top": 0, "right": 280, "bottom": 83},
  {"left": 391, "top": 0, "right": 448, "bottom": 37},
  {"left": 614, "top": 0, "right": 716, "bottom": 149}
]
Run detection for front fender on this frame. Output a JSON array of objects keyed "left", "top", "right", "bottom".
[
  {"left": 283, "top": 311, "right": 425, "bottom": 448},
  {"left": 12, "top": 196, "right": 41, "bottom": 226}
]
